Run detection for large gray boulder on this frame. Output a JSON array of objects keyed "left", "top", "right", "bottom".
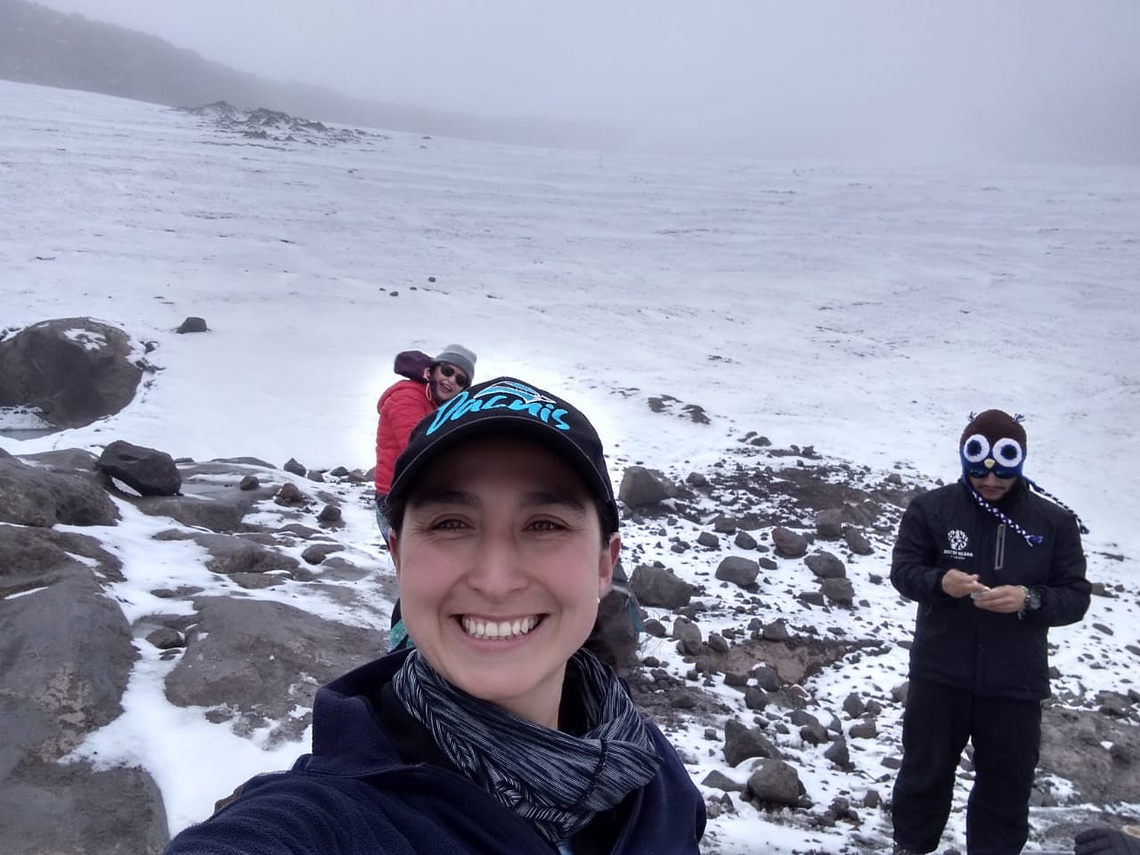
[
  {"left": 0, "top": 451, "right": 120, "bottom": 527},
  {"left": 0, "top": 527, "right": 166, "bottom": 853},
  {"left": 165, "top": 597, "right": 383, "bottom": 744},
  {"left": 0, "top": 318, "right": 145, "bottom": 429}
]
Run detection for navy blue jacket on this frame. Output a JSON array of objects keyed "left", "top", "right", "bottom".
[
  {"left": 166, "top": 651, "right": 706, "bottom": 854},
  {"left": 891, "top": 478, "right": 1090, "bottom": 700}
]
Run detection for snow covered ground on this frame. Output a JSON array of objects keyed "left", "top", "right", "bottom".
[{"left": 2, "top": 78, "right": 1139, "bottom": 852}]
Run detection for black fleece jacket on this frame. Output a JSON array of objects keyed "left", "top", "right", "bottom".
[{"left": 891, "top": 478, "right": 1090, "bottom": 700}]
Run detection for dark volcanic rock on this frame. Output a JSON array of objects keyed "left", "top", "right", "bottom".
[
  {"left": 805, "top": 551, "right": 846, "bottom": 579},
  {"left": 618, "top": 466, "right": 676, "bottom": 508},
  {"left": 629, "top": 563, "right": 696, "bottom": 609},
  {"left": 199, "top": 536, "right": 301, "bottom": 580},
  {"left": 98, "top": 440, "right": 182, "bottom": 496},
  {"left": 283, "top": 458, "right": 307, "bottom": 477},
  {"left": 816, "top": 508, "right": 844, "bottom": 538},
  {"left": 1038, "top": 706, "right": 1140, "bottom": 805},
  {"left": 0, "top": 526, "right": 123, "bottom": 593},
  {"left": 0, "top": 317, "right": 143, "bottom": 429},
  {"left": 0, "top": 543, "right": 164, "bottom": 853},
  {"left": 715, "top": 556, "right": 760, "bottom": 588},
  {"left": 0, "top": 450, "right": 120, "bottom": 527},
  {"left": 0, "top": 763, "right": 168, "bottom": 855},
  {"left": 821, "top": 577, "right": 855, "bottom": 606},
  {"left": 843, "top": 527, "right": 874, "bottom": 555},
  {"left": 175, "top": 316, "right": 208, "bottom": 333},
  {"left": 771, "top": 527, "right": 808, "bottom": 558},
  {"left": 165, "top": 597, "right": 383, "bottom": 743},
  {"left": 724, "top": 718, "right": 782, "bottom": 766},
  {"left": 745, "top": 759, "right": 803, "bottom": 807}
]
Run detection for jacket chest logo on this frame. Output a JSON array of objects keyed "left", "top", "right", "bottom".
[{"left": 944, "top": 528, "right": 974, "bottom": 560}]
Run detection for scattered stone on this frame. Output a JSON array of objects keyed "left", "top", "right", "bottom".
[
  {"left": 745, "top": 759, "right": 802, "bottom": 807},
  {"left": 843, "top": 692, "right": 866, "bottom": 719},
  {"left": 702, "top": 770, "right": 743, "bottom": 792},
  {"left": 176, "top": 317, "right": 208, "bottom": 334},
  {"left": 712, "top": 515, "right": 739, "bottom": 534},
  {"left": 715, "top": 556, "right": 759, "bottom": 588},
  {"left": 629, "top": 564, "right": 696, "bottom": 609},
  {"left": 316, "top": 504, "right": 342, "bottom": 525},
  {"left": 618, "top": 466, "right": 676, "bottom": 507},
  {"left": 672, "top": 618, "right": 703, "bottom": 655},
  {"left": 274, "top": 483, "right": 305, "bottom": 506},
  {"left": 805, "top": 551, "right": 846, "bottom": 579},
  {"left": 752, "top": 664, "right": 782, "bottom": 691},
  {"left": 843, "top": 527, "right": 874, "bottom": 555},
  {"left": 816, "top": 509, "right": 843, "bottom": 538},
  {"left": 734, "top": 530, "right": 758, "bottom": 549},
  {"left": 824, "top": 736, "right": 852, "bottom": 769},
  {"left": 283, "top": 458, "right": 307, "bottom": 477},
  {"left": 771, "top": 527, "right": 808, "bottom": 558},
  {"left": 145, "top": 627, "right": 183, "bottom": 650},
  {"left": 724, "top": 719, "right": 782, "bottom": 766},
  {"left": 761, "top": 621, "right": 790, "bottom": 643},
  {"left": 821, "top": 577, "right": 855, "bottom": 607},
  {"left": 300, "top": 543, "right": 343, "bottom": 565}
]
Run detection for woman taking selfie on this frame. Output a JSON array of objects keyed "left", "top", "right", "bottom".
[{"left": 167, "top": 376, "right": 706, "bottom": 855}]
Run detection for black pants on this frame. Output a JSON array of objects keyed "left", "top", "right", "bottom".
[{"left": 892, "top": 677, "right": 1042, "bottom": 855}]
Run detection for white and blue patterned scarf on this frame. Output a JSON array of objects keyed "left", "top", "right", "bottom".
[{"left": 392, "top": 647, "right": 660, "bottom": 846}]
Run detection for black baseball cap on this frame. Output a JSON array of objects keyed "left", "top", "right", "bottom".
[{"left": 385, "top": 376, "right": 620, "bottom": 533}]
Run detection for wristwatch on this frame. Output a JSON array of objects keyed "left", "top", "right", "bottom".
[{"left": 1019, "top": 586, "right": 1042, "bottom": 618}]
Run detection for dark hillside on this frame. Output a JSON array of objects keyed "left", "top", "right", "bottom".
[{"left": 0, "top": 0, "right": 616, "bottom": 147}]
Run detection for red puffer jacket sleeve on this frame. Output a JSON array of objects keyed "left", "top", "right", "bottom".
[{"left": 374, "top": 381, "right": 434, "bottom": 495}]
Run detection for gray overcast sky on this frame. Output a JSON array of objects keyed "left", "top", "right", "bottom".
[{"left": 37, "top": 0, "right": 1140, "bottom": 160}]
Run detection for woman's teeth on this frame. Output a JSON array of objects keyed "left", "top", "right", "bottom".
[{"left": 461, "top": 616, "right": 539, "bottom": 639}]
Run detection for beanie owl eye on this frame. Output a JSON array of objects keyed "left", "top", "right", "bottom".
[
  {"left": 962, "top": 434, "right": 990, "bottom": 463},
  {"left": 992, "top": 437, "right": 1024, "bottom": 468}
]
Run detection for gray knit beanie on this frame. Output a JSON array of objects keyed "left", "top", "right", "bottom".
[{"left": 432, "top": 344, "right": 476, "bottom": 381}]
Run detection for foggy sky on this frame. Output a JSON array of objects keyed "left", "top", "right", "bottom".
[{"left": 36, "top": 0, "right": 1140, "bottom": 161}]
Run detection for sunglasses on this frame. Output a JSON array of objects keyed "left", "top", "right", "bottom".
[
  {"left": 965, "top": 465, "right": 1017, "bottom": 480},
  {"left": 438, "top": 364, "right": 470, "bottom": 388}
]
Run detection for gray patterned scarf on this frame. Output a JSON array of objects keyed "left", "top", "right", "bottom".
[{"left": 391, "top": 647, "right": 661, "bottom": 846}]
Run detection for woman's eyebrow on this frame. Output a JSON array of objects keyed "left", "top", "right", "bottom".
[
  {"left": 408, "top": 488, "right": 587, "bottom": 512},
  {"left": 520, "top": 490, "right": 587, "bottom": 512},
  {"left": 407, "top": 489, "right": 476, "bottom": 509}
]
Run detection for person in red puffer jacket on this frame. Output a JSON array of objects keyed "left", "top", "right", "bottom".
[{"left": 374, "top": 344, "right": 476, "bottom": 540}]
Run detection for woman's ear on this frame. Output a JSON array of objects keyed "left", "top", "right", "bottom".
[
  {"left": 598, "top": 533, "right": 620, "bottom": 598},
  {"left": 390, "top": 533, "right": 402, "bottom": 581}
]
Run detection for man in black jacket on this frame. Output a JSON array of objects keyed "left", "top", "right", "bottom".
[{"left": 890, "top": 409, "right": 1091, "bottom": 855}]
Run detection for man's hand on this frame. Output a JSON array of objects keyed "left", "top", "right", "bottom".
[
  {"left": 972, "top": 584, "right": 1028, "bottom": 614},
  {"left": 1074, "top": 827, "right": 1140, "bottom": 855},
  {"left": 941, "top": 569, "right": 989, "bottom": 599}
]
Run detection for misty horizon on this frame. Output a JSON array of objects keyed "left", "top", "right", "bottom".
[{"left": 24, "top": 0, "right": 1140, "bottom": 162}]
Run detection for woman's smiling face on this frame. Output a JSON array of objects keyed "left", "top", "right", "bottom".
[{"left": 391, "top": 435, "right": 618, "bottom": 728}]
